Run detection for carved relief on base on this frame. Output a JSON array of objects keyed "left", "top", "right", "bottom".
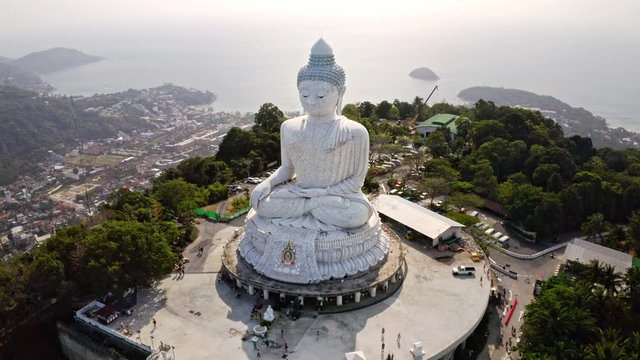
[{"left": 238, "top": 209, "right": 389, "bottom": 284}]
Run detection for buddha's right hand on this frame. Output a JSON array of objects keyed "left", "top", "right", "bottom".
[{"left": 250, "top": 181, "right": 271, "bottom": 209}]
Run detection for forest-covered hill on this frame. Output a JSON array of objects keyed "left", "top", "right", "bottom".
[
  {"left": 458, "top": 86, "right": 640, "bottom": 149},
  {"left": 11, "top": 47, "right": 102, "bottom": 74},
  {"left": 0, "top": 86, "right": 149, "bottom": 184}
]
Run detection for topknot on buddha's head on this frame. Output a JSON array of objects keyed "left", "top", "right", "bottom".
[{"left": 297, "top": 39, "right": 346, "bottom": 91}]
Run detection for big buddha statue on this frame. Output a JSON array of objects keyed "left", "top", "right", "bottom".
[{"left": 239, "top": 39, "right": 388, "bottom": 284}]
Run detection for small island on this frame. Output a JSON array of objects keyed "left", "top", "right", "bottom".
[{"left": 409, "top": 67, "right": 440, "bottom": 81}]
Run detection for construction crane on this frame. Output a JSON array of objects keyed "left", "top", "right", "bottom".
[{"left": 414, "top": 85, "right": 438, "bottom": 123}]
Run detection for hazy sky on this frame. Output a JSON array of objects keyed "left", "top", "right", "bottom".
[
  {"left": 2, "top": 0, "right": 639, "bottom": 53},
  {"left": 2, "top": 0, "right": 639, "bottom": 128}
]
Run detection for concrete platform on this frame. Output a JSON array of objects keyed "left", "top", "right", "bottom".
[
  {"left": 117, "top": 224, "right": 490, "bottom": 360},
  {"left": 222, "top": 227, "right": 405, "bottom": 311}
]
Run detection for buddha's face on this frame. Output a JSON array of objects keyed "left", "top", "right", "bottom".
[{"left": 298, "top": 80, "right": 340, "bottom": 117}]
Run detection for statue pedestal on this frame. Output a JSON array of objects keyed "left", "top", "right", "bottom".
[{"left": 239, "top": 210, "right": 389, "bottom": 284}]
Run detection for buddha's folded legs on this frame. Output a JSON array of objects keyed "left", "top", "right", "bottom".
[
  {"left": 255, "top": 193, "right": 307, "bottom": 218},
  {"left": 254, "top": 188, "right": 370, "bottom": 229},
  {"left": 310, "top": 200, "right": 369, "bottom": 229}
]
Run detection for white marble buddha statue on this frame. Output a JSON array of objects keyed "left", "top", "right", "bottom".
[
  {"left": 250, "top": 38, "right": 372, "bottom": 230},
  {"left": 239, "top": 39, "right": 388, "bottom": 284}
]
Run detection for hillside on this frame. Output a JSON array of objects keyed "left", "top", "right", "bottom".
[
  {"left": 458, "top": 86, "right": 640, "bottom": 149},
  {"left": 0, "top": 86, "right": 151, "bottom": 184},
  {"left": 0, "top": 62, "right": 53, "bottom": 92},
  {"left": 12, "top": 47, "right": 103, "bottom": 74},
  {"left": 0, "top": 84, "right": 215, "bottom": 184}
]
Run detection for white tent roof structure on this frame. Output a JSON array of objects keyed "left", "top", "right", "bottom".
[
  {"left": 564, "top": 238, "right": 633, "bottom": 274},
  {"left": 372, "top": 194, "right": 465, "bottom": 240},
  {"left": 345, "top": 351, "right": 367, "bottom": 360}
]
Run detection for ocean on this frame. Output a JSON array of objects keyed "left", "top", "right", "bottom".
[{"left": 18, "top": 17, "right": 638, "bottom": 132}]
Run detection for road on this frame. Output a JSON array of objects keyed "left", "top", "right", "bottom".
[{"left": 472, "top": 208, "right": 565, "bottom": 359}]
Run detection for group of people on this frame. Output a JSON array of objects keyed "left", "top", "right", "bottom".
[
  {"left": 174, "top": 257, "right": 188, "bottom": 279},
  {"left": 381, "top": 327, "right": 401, "bottom": 359}
]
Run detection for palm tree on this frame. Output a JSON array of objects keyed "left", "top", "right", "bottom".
[
  {"left": 522, "top": 294, "right": 596, "bottom": 348},
  {"left": 581, "top": 213, "right": 608, "bottom": 244},
  {"left": 584, "top": 260, "right": 606, "bottom": 286},
  {"left": 624, "top": 331, "right": 640, "bottom": 359},
  {"left": 584, "top": 328, "right": 628, "bottom": 360},
  {"left": 625, "top": 267, "right": 640, "bottom": 311},
  {"left": 600, "top": 264, "right": 623, "bottom": 296}
]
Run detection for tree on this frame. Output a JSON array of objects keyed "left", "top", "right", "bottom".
[
  {"left": 499, "top": 182, "right": 545, "bottom": 224},
  {"left": 474, "top": 99, "right": 497, "bottom": 120},
  {"left": 404, "top": 150, "right": 427, "bottom": 173},
  {"left": 392, "top": 99, "right": 413, "bottom": 119},
  {"left": 448, "top": 192, "right": 484, "bottom": 212},
  {"left": 424, "top": 130, "right": 450, "bottom": 158},
  {"left": 470, "top": 159, "right": 498, "bottom": 199},
  {"left": 628, "top": 211, "right": 640, "bottom": 252},
  {"left": 423, "top": 158, "right": 460, "bottom": 181},
  {"left": 584, "top": 329, "right": 628, "bottom": 360},
  {"left": 388, "top": 105, "right": 400, "bottom": 120},
  {"left": 153, "top": 179, "right": 207, "bottom": 216},
  {"left": 216, "top": 127, "right": 255, "bottom": 163},
  {"left": 207, "top": 182, "right": 229, "bottom": 203},
  {"left": 581, "top": 213, "right": 608, "bottom": 244},
  {"left": 253, "top": 103, "right": 284, "bottom": 133},
  {"left": 532, "top": 164, "right": 561, "bottom": 188},
  {"left": 375, "top": 100, "right": 393, "bottom": 119},
  {"left": 358, "top": 101, "right": 376, "bottom": 118},
  {"left": 412, "top": 96, "right": 424, "bottom": 120},
  {"left": 84, "top": 221, "right": 176, "bottom": 294},
  {"left": 519, "top": 277, "right": 597, "bottom": 358},
  {"left": 342, "top": 103, "right": 360, "bottom": 120},
  {"left": 419, "top": 177, "right": 450, "bottom": 204},
  {"left": 105, "top": 188, "right": 164, "bottom": 222},
  {"left": 370, "top": 134, "right": 391, "bottom": 161},
  {"left": 469, "top": 120, "right": 509, "bottom": 146},
  {"left": 26, "top": 252, "right": 65, "bottom": 299}
]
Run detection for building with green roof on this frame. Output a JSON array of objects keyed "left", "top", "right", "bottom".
[{"left": 416, "top": 114, "right": 460, "bottom": 137}]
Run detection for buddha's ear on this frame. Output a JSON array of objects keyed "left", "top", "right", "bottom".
[{"left": 337, "top": 86, "right": 346, "bottom": 115}]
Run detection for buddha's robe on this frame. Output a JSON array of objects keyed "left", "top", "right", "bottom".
[{"left": 252, "top": 115, "right": 372, "bottom": 230}]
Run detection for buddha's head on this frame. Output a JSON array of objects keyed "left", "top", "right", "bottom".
[{"left": 297, "top": 39, "right": 346, "bottom": 117}]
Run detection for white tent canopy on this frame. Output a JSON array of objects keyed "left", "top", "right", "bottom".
[
  {"left": 372, "top": 194, "right": 465, "bottom": 246},
  {"left": 345, "top": 351, "right": 367, "bottom": 360}
]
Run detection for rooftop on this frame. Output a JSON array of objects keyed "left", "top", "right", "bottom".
[
  {"left": 372, "top": 194, "right": 465, "bottom": 240},
  {"left": 564, "top": 238, "right": 633, "bottom": 274},
  {"left": 415, "top": 113, "right": 460, "bottom": 134}
]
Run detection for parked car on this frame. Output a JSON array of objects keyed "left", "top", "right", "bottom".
[
  {"left": 452, "top": 265, "right": 476, "bottom": 276},
  {"left": 229, "top": 185, "right": 245, "bottom": 193},
  {"left": 533, "top": 279, "right": 544, "bottom": 296}
]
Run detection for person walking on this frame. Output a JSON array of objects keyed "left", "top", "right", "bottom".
[{"left": 152, "top": 318, "right": 157, "bottom": 328}]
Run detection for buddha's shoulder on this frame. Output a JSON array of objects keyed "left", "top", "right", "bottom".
[
  {"left": 281, "top": 115, "right": 306, "bottom": 129},
  {"left": 340, "top": 117, "right": 368, "bottom": 137}
]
